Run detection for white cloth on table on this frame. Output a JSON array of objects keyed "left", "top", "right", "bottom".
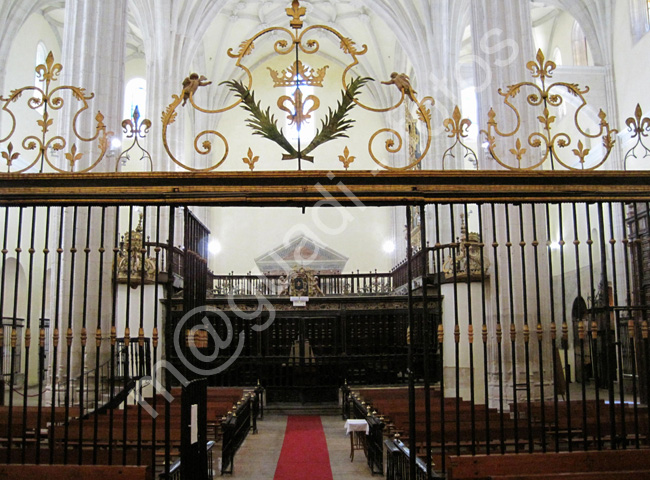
[{"left": 344, "top": 419, "right": 369, "bottom": 435}]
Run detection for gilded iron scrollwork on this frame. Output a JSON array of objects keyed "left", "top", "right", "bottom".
[
  {"left": 623, "top": 104, "right": 650, "bottom": 170},
  {"left": 115, "top": 106, "right": 153, "bottom": 171},
  {"left": 161, "top": 0, "right": 434, "bottom": 171},
  {"left": 0, "top": 52, "right": 110, "bottom": 173},
  {"left": 442, "top": 106, "right": 478, "bottom": 170},
  {"left": 480, "top": 49, "right": 617, "bottom": 171}
]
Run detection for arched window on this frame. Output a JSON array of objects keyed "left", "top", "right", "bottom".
[
  {"left": 123, "top": 77, "right": 146, "bottom": 121},
  {"left": 629, "top": 0, "right": 650, "bottom": 41},
  {"left": 33, "top": 42, "right": 48, "bottom": 111},
  {"left": 284, "top": 76, "right": 315, "bottom": 147},
  {"left": 552, "top": 47, "right": 563, "bottom": 66},
  {"left": 571, "top": 21, "right": 589, "bottom": 66}
]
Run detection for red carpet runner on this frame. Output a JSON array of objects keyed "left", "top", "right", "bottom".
[{"left": 273, "top": 415, "right": 333, "bottom": 480}]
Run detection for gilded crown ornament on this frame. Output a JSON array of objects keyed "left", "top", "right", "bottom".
[{"left": 268, "top": 61, "right": 329, "bottom": 88}]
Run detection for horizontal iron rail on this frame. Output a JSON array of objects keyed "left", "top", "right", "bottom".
[{"left": 3, "top": 170, "right": 650, "bottom": 206}]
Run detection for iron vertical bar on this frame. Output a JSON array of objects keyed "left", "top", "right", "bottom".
[
  {"left": 607, "top": 202, "right": 626, "bottom": 447},
  {"left": 450, "top": 206, "right": 460, "bottom": 457},
  {"left": 598, "top": 203, "right": 617, "bottom": 449},
  {"left": 49, "top": 207, "right": 65, "bottom": 465},
  {"left": 419, "top": 204, "right": 432, "bottom": 478},
  {"left": 531, "top": 204, "right": 546, "bottom": 452},
  {"left": 92, "top": 207, "right": 106, "bottom": 464},
  {"left": 36, "top": 207, "right": 51, "bottom": 465},
  {"left": 545, "top": 204, "right": 560, "bottom": 453},
  {"left": 78, "top": 206, "right": 92, "bottom": 464},
  {"left": 478, "top": 205, "right": 491, "bottom": 453},
  {"left": 108, "top": 206, "right": 121, "bottom": 465},
  {"left": 405, "top": 205, "right": 416, "bottom": 478},
  {"left": 490, "top": 204, "right": 505, "bottom": 454},
  {"left": 7, "top": 207, "right": 23, "bottom": 463},
  {"left": 122, "top": 206, "right": 134, "bottom": 465},
  {"left": 504, "top": 206, "right": 519, "bottom": 453},
  {"left": 620, "top": 203, "right": 640, "bottom": 448},
  {"left": 585, "top": 205, "right": 602, "bottom": 448},
  {"left": 518, "top": 204, "right": 533, "bottom": 453},
  {"left": 21, "top": 207, "right": 37, "bottom": 463},
  {"left": 632, "top": 202, "right": 650, "bottom": 444},
  {"left": 559, "top": 204, "right": 573, "bottom": 452},
  {"left": 136, "top": 207, "right": 147, "bottom": 465},
  {"left": 0, "top": 208, "right": 8, "bottom": 411},
  {"left": 434, "top": 204, "right": 446, "bottom": 473},
  {"left": 464, "top": 204, "right": 477, "bottom": 455},
  {"left": 151, "top": 206, "right": 161, "bottom": 472},
  {"left": 642, "top": 202, "right": 650, "bottom": 447},
  {"left": 63, "top": 206, "right": 79, "bottom": 464},
  {"left": 165, "top": 207, "right": 176, "bottom": 478},
  {"left": 572, "top": 203, "right": 588, "bottom": 452}
]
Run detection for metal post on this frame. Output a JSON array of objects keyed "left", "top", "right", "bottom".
[
  {"left": 419, "top": 204, "right": 432, "bottom": 478},
  {"left": 405, "top": 206, "right": 416, "bottom": 478}
]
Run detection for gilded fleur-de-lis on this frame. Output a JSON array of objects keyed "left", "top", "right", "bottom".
[
  {"left": 572, "top": 140, "right": 590, "bottom": 165},
  {"left": 338, "top": 146, "right": 355, "bottom": 170},
  {"left": 442, "top": 105, "right": 478, "bottom": 170},
  {"left": 626, "top": 104, "right": 650, "bottom": 138},
  {"left": 286, "top": 0, "right": 306, "bottom": 29},
  {"left": 444, "top": 105, "right": 472, "bottom": 139},
  {"left": 1, "top": 142, "right": 20, "bottom": 169},
  {"left": 34, "top": 51, "right": 62, "bottom": 86},
  {"left": 509, "top": 138, "right": 527, "bottom": 162},
  {"left": 537, "top": 107, "right": 556, "bottom": 131},
  {"left": 37, "top": 111, "right": 53, "bottom": 134},
  {"left": 243, "top": 148, "right": 259, "bottom": 171},
  {"left": 65, "top": 144, "right": 83, "bottom": 170},
  {"left": 277, "top": 88, "right": 320, "bottom": 128},
  {"left": 623, "top": 104, "right": 650, "bottom": 169},
  {"left": 526, "top": 49, "right": 556, "bottom": 84}
]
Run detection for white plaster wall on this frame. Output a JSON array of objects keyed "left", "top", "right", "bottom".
[
  {"left": 2, "top": 13, "right": 61, "bottom": 172},
  {"left": 209, "top": 205, "right": 395, "bottom": 275},
  {"left": 441, "top": 282, "right": 486, "bottom": 404},
  {"left": 614, "top": 0, "right": 650, "bottom": 166}
]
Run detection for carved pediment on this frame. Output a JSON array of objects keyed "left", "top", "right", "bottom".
[{"left": 255, "top": 234, "right": 348, "bottom": 275}]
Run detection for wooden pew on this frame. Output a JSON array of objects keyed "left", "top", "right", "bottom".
[
  {"left": 447, "top": 449, "right": 650, "bottom": 480},
  {"left": 0, "top": 464, "right": 150, "bottom": 480}
]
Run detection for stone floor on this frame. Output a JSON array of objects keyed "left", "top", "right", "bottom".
[{"left": 223, "top": 414, "right": 378, "bottom": 480}]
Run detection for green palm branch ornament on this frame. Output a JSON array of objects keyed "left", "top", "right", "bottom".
[
  {"left": 223, "top": 76, "right": 371, "bottom": 166},
  {"left": 222, "top": 79, "right": 299, "bottom": 158}
]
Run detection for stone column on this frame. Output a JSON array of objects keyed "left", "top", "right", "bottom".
[
  {"left": 130, "top": 0, "right": 226, "bottom": 173},
  {"left": 56, "top": 0, "right": 128, "bottom": 385},
  {"left": 468, "top": 1, "right": 557, "bottom": 407},
  {"left": 0, "top": 1, "right": 42, "bottom": 132}
]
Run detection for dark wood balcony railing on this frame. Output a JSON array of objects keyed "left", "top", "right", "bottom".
[
  {"left": 390, "top": 243, "right": 471, "bottom": 289},
  {"left": 211, "top": 271, "right": 393, "bottom": 296}
]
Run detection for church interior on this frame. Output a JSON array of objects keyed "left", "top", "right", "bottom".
[{"left": 2, "top": 0, "right": 650, "bottom": 478}]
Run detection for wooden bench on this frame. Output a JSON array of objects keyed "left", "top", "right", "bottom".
[
  {"left": 447, "top": 449, "right": 650, "bottom": 480},
  {"left": 0, "top": 464, "right": 150, "bottom": 480}
]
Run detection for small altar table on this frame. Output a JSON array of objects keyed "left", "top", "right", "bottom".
[{"left": 344, "top": 419, "right": 369, "bottom": 461}]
